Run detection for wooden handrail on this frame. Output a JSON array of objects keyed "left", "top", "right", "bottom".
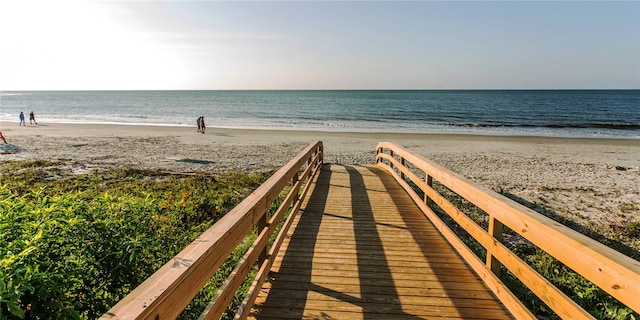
[
  {"left": 375, "top": 142, "right": 640, "bottom": 319},
  {"left": 100, "top": 141, "right": 323, "bottom": 320}
]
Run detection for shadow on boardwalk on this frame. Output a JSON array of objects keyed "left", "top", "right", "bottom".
[{"left": 250, "top": 164, "right": 512, "bottom": 319}]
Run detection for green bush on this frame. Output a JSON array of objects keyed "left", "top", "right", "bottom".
[{"left": 0, "top": 162, "right": 267, "bottom": 319}]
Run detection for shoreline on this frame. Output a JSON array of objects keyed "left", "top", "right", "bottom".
[
  {"left": 2, "top": 120, "right": 639, "bottom": 139},
  {"left": 1, "top": 121, "right": 639, "bottom": 253},
  {"left": 1, "top": 121, "right": 638, "bottom": 166},
  {"left": 1, "top": 119, "right": 639, "bottom": 140}
]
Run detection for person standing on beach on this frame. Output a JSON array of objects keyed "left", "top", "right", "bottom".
[
  {"left": 29, "top": 111, "right": 38, "bottom": 125},
  {"left": 197, "top": 116, "right": 202, "bottom": 132},
  {"left": 200, "top": 116, "right": 206, "bottom": 133},
  {"left": 19, "top": 112, "right": 25, "bottom": 126}
]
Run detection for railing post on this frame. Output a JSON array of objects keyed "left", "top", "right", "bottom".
[
  {"left": 400, "top": 158, "right": 406, "bottom": 180},
  {"left": 293, "top": 170, "right": 300, "bottom": 199},
  {"left": 257, "top": 210, "right": 268, "bottom": 263},
  {"left": 424, "top": 174, "right": 433, "bottom": 206},
  {"left": 390, "top": 150, "right": 395, "bottom": 171},
  {"left": 486, "top": 217, "right": 504, "bottom": 276}
]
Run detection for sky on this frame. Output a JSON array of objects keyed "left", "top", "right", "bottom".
[{"left": 0, "top": 0, "right": 639, "bottom": 90}]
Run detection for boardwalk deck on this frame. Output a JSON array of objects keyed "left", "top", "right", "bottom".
[{"left": 248, "top": 164, "right": 512, "bottom": 320}]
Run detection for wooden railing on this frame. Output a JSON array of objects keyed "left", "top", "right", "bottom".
[
  {"left": 375, "top": 142, "right": 640, "bottom": 319},
  {"left": 101, "top": 141, "right": 323, "bottom": 320}
]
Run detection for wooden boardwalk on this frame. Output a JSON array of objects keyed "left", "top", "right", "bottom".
[{"left": 248, "top": 164, "right": 512, "bottom": 320}]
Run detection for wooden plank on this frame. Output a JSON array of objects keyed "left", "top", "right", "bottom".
[
  {"left": 271, "top": 268, "right": 482, "bottom": 282},
  {"left": 278, "top": 243, "right": 461, "bottom": 255},
  {"left": 250, "top": 304, "right": 511, "bottom": 320},
  {"left": 270, "top": 256, "right": 472, "bottom": 270},
  {"left": 248, "top": 309, "right": 503, "bottom": 320},
  {"left": 248, "top": 164, "right": 512, "bottom": 319},
  {"left": 258, "top": 281, "right": 499, "bottom": 297},
  {"left": 253, "top": 293, "right": 510, "bottom": 312},
  {"left": 260, "top": 274, "right": 492, "bottom": 291}
]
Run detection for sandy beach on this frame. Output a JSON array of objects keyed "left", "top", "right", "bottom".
[{"left": 1, "top": 122, "right": 639, "bottom": 251}]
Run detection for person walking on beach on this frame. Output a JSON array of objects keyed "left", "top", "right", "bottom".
[
  {"left": 29, "top": 111, "right": 38, "bottom": 125},
  {"left": 19, "top": 112, "right": 25, "bottom": 126},
  {"left": 197, "top": 116, "right": 202, "bottom": 132},
  {"left": 200, "top": 116, "right": 206, "bottom": 133}
]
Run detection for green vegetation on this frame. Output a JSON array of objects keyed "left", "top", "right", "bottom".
[
  {"left": 628, "top": 222, "right": 640, "bottom": 238},
  {"left": 507, "top": 246, "right": 638, "bottom": 320},
  {"left": 0, "top": 160, "right": 268, "bottom": 319},
  {"left": 619, "top": 202, "right": 638, "bottom": 214}
]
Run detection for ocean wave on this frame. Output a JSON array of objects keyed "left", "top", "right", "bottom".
[{"left": 450, "top": 123, "right": 640, "bottom": 130}]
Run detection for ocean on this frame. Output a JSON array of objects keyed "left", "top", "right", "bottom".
[{"left": 0, "top": 90, "right": 638, "bottom": 138}]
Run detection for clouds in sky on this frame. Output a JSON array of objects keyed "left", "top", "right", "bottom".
[{"left": 1, "top": 0, "right": 638, "bottom": 90}]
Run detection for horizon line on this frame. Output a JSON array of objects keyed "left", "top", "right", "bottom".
[{"left": 2, "top": 88, "right": 640, "bottom": 92}]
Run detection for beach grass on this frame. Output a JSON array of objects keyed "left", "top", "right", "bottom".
[{"left": 0, "top": 160, "right": 268, "bottom": 319}]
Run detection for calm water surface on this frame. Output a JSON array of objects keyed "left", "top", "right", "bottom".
[{"left": 1, "top": 90, "right": 638, "bottom": 138}]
